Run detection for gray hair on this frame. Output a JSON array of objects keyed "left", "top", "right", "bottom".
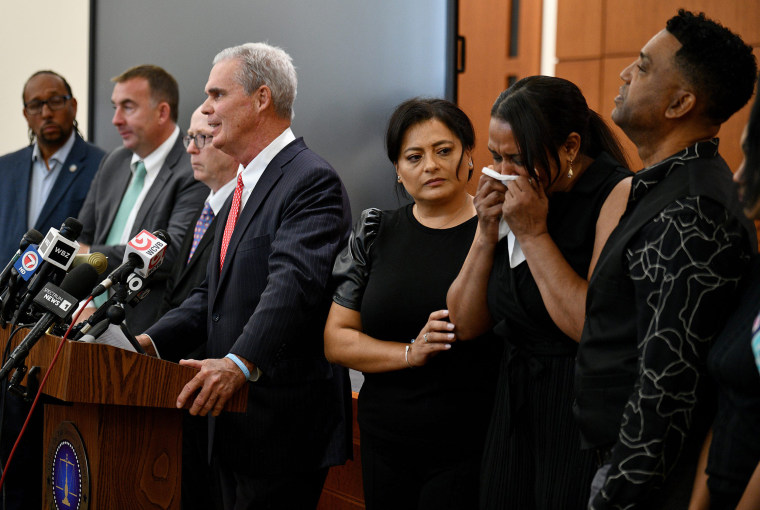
[{"left": 213, "top": 42, "right": 297, "bottom": 120}]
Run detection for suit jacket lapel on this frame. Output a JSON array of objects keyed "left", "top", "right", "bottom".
[
  {"left": 216, "top": 164, "right": 282, "bottom": 290},
  {"left": 131, "top": 135, "right": 184, "bottom": 235},
  {"left": 213, "top": 138, "right": 306, "bottom": 296},
  {"left": 35, "top": 134, "right": 86, "bottom": 229},
  {"left": 181, "top": 216, "right": 217, "bottom": 279},
  {"left": 9, "top": 148, "right": 33, "bottom": 231},
  {"left": 96, "top": 152, "right": 133, "bottom": 244}
]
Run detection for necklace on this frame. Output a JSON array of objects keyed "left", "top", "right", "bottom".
[{"left": 414, "top": 196, "right": 475, "bottom": 229}]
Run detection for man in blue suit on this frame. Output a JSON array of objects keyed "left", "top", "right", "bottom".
[
  {"left": 0, "top": 70, "right": 104, "bottom": 263},
  {"left": 139, "top": 43, "right": 352, "bottom": 509},
  {"left": 0, "top": 71, "right": 104, "bottom": 510}
]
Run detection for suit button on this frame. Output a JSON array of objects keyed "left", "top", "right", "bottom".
[{"left": 212, "top": 313, "right": 220, "bottom": 322}]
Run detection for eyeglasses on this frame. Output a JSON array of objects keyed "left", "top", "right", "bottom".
[
  {"left": 24, "top": 95, "right": 72, "bottom": 115},
  {"left": 183, "top": 134, "right": 213, "bottom": 150}
]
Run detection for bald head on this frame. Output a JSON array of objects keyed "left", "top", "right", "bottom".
[{"left": 186, "top": 106, "right": 238, "bottom": 193}]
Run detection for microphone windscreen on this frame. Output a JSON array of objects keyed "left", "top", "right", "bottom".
[
  {"left": 60, "top": 263, "right": 100, "bottom": 300},
  {"left": 85, "top": 252, "right": 108, "bottom": 274},
  {"left": 24, "top": 229, "right": 44, "bottom": 245},
  {"left": 153, "top": 229, "right": 171, "bottom": 246},
  {"left": 60, "top": 217, "right": 83, "bottom": 240}
]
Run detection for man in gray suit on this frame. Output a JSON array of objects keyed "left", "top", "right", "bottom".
[{"left": 78, "top": 65, "right": 207, "bottom": 334}]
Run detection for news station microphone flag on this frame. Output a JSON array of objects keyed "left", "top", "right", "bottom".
[
  {"left": 0, "top": 263, "right": 100, "bottom": 379},
  {"left": 12, "top": 218, "right": 82, "bottom": 324}
]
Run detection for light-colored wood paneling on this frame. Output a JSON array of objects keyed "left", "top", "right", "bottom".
[
  {"left": 556, "top": 0, "right": 604, "bottom": 59},
  {"left": 557, "top": 0, "right": 760, "bottom": 171},
  {"left": 604, "top": 0, "right": 760, "bottom": 55},
  {"left": 555, "top": 59, "right": 603, "bottom": 112}
]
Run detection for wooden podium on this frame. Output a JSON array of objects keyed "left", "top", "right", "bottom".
[{"left": 0, "top": 327, "right": 246, "bottom": 509}]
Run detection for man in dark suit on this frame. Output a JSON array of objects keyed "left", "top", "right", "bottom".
[
  {"left": 77, "top": 65, "right": 207, "bottom": 335},
  {"left": 0, "top": 70, "right": 104, "bottom": 263},
  {"left": 0, "top": 70, "right": 105, "bottom": 510},
  {"left": 138, "top": 43, "right": 352, "bottom": 509},
  {"left": 156, "top": 106, "right": 238, "bottom": 510}
]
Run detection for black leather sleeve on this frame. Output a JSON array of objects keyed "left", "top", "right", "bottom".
[{"left": 331, "top": 208, "right": 382, "bottom": 311}]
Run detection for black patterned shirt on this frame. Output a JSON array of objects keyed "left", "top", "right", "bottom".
[{"left": 592, "top": 139, "right": 752, "bottom": 509}]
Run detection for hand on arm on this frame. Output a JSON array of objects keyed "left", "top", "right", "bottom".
[
  {"left": 324, "top": 304, "right": 454, "bottom": 373},
  {"left": 446, "top": 175, "right": 504, "bottom": 339}
]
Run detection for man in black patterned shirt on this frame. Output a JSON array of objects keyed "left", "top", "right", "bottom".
[{"left": 575, "top": 10, "right": 758, "bottom": 509}]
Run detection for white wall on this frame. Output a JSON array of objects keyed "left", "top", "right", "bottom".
[{"left": 0, "top": 0, "right": 90, "bottom": 154}]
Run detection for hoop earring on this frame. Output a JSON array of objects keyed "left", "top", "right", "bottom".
[{"left": 567, "top": 159, "right": 574, "bottom": 179}]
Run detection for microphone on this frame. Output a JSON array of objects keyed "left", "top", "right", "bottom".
[
  {"left": 91, "top": 229, "right": 170, "bottom": 297},
  {"left": 0, "top": 229, "right": 43, "bottom": 291},
  {"left": 12, "top": 218, "right": 82, "bottom": 324},
  {"left": 72, "top": 273, "right": 150, "bottom": 340},
  {"left": 73, "top": 232, "right": 169, "bottom": 340},
  {"left": 70, "top": 252, "right": 108, "bottom": 275},
  {"left": 0, "top": 244, "right": 45, "bottom": 327},
  {"left": 0, "top": 263, "right": 99, "bottom": 379}
]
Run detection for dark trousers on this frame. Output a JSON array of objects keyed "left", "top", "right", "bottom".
[
  {"left": 216, "top": 461, "right": 328, "bottom": 510},
  {"left": 360, "top": 431, "right": 481, "bottom": 510},
  {"left": 181, "top": 413, "right": 221, "bottom": 510}
]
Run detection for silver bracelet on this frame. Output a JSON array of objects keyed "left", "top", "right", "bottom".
[{"left": 405, "top": 344, "right": 414, "bottom": 368}]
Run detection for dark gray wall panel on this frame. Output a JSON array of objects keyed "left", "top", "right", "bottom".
[{"left": 91, "top": 0, "right": 453, "bottom": 217}]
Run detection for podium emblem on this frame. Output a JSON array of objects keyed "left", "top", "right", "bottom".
[{"left": 47, "top": 422, "right": 89, "bottom": 510}]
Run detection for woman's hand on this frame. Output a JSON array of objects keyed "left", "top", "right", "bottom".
[
  {"left": 406, "top": 309, "right": 455, "bottom": 367},
  {"left": 502, "top": 175, "right": 549, "bottom": 242},
  {"left": 474, "top": 172, "right": 507, "bottom": 245}
]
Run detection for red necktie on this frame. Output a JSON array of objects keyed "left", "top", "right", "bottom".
[{"left": 219, "top": 173, "right": 244, "bottom": 271}]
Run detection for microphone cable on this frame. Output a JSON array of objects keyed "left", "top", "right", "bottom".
[
  {"left": 0, "top": 324, "right": 30, "bottom": 510},
  {"left": 0, "top": 294, "right": 94, "bottom": 493}
]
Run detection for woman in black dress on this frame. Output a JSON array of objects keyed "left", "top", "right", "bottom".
[
  {"left": 689, "top": 76, "right": 760, "bottom": 510},
  {"left": 447, "top": 76, "right": 632, "bottom": 509},
  {"left": 325, "top": 98, "right": 500, "bottom": 509}
]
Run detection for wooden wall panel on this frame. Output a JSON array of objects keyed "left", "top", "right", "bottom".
[
  {"left": 556, "top": 0, "right": 603, "bottom": 59},
  {"left": 557, "top": 0, "right": 760, "bottom": 172},
  {"left": 605, "top": 0, "right": 760, "bottom": 55},
  {"left": 555, "top": 60, "right": 602, "bottom": 112}
]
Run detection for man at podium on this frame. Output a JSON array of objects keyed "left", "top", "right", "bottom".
[{"left": 137, "top": 42, "right": 352, "bottom": 509}]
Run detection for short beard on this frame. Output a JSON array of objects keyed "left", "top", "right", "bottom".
[{"left": 37, "top": 124, "right": 72, "bottom": 147}]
